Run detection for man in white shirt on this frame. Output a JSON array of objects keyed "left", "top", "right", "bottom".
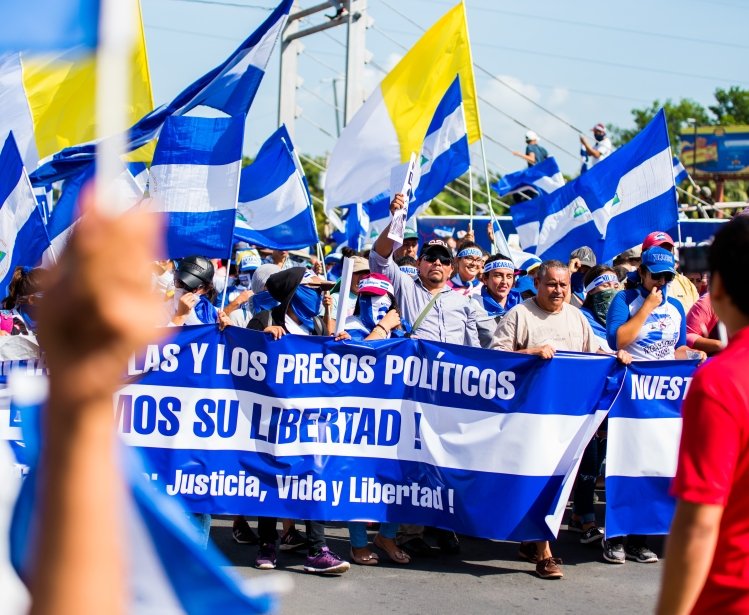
[{"left": 580, "top": 123, "right": 613, "bottom": 168}]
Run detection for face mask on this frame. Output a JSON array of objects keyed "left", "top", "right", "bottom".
[
  {"left": 154, "top": 270, "right": 175, "bottom": 295},
  {"left": 172, "top": 287, "right": 187, "bottom": 314},
  {"left": 359, "top": 294, "right": 392, "bottom": 331},
  {"left": 213, "top": 272, "right": 227, "bottom": 295},
  {"left": 290, "top": 284, "right": 322, "bottom": 330},
  {"left": 594, "top": 133, "right": 605, "bottom": 142},
  {"left": 238, "top": 273, "right": 252, "bottom": 288},
  {"left": 590, "top": 288, "right": 618, "bottom": 325}
]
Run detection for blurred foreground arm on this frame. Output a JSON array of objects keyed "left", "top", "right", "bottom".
[{"left": 32, "top": 188, "right": 164, "bottom": 615}]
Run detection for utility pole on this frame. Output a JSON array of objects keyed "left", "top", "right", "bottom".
[{"left": 278, "top": 1, "right": 369, "bottom": 138}]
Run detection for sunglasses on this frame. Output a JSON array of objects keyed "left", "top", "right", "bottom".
[
  {"left": 649, "top": 271, "right": 675, "bottom": 283},
  {"left": 422, "top": 254, "right": 452, "bottom": 266}
]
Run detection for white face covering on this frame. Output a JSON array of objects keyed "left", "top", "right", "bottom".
[
  {"left": 154, "top": 269, "right": 175, "bottom": 296},
  {"left": 171, "top": 287, "right": 187, "bottom": 315},
  {"left": 213, "top": 271, "right": 227, "bottom": 295}
]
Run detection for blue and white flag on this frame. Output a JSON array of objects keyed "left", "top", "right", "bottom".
[
  {"left": 0, "top": 0, "right": 99, "bottom": 52},
  {"left": 343, "top": 202, "right": 370, "bottom": 252},
  {"left": 149, "top": 115, "right": 243, "bottom": 259},
  {"left": 6, "top": 370, "right": 277, "bottom": 615},
  {"left": 492, "top": 156, "right": 565, "bottom": 197},
  {"left": 605, "top": 360, "right": 696, "bottom": 538},
  {"left": 0, "top": 134, "right": 50, "bottom": 295},
  {"left": 41, "top": 161, "right": 146, "bottom": 266},
  {"left": 410, "top": 76, "right": 470, "bottom": 213},
  {"left": 512, "top": 109, "right": 678, "bottom": 263},
  {"left": 234, "top": 125, "right": 318, "bottom": 250},
  {"left": 672, "top": 156, "right": 688, "bottom": 185},
  {"left": 346, "top": 78, "right": 471, "bottom": 242},
  {"left": 30, "top": 0, "right": 292, "bottom": 187}
]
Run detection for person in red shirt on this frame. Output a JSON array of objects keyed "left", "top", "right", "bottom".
[{"left": 657, "top": 215, "right": 749, "bottom": 615}]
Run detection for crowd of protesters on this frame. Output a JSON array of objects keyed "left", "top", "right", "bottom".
[{"left": 4, "top": 189, "right": 746, "bottom": 591}]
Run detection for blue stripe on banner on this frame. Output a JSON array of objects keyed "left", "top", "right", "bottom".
[
  {"left": 164, "top": 210, "right": 237, "bottom": 259},
  {"left": 46, "top": 165, "right": 93, "bottom": 240},
  {"left": 604, "top": 476, "right": 675, "bottom": 538},
  {"left": 151, "top": 116, "right": 245, "bottom": 167},
  {"left": 137, "top": 448, "right": 565, "bottom": 541}
]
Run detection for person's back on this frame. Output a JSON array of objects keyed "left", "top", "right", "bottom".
[{"left": 658, "top": 215, "right": 749, "bottom": 614}]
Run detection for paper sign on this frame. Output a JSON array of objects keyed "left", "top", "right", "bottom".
[
  {"left": 334, "top": 257, "right": 354, "bottom": 336},
  {"left": 387, "top": 152, "right": 418, "bottom": 244}
]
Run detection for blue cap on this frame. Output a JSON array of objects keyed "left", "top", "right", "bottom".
[
  {"left": 514, "top": 275, "right": 537, "bottom": 295},
  {"left": 641, "top": 247, "right": 675, "bottom": 274}
]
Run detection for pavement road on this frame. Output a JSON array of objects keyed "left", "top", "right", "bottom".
[{"left": 211, "top": 510, "right": 665, "bottom": 615}]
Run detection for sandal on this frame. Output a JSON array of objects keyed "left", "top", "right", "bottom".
[
  {"left": 350, "top": 547, "right": 379, "bottom": 566},
  {"left": 374, "top": 534, "right": 411, "bottom": 564}
]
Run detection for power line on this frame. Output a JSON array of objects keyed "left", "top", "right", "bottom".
[
  {"left": 475, "top": 42, "right": 749, "bottom": 87},
  {"left": 374, "top": 1, "right": 587, "bottom": 137},
  {"left": 157, "top": 0, "right": 273, "bottom": 9},
  {"left": 406, "top": 0, "right": 749, "bottom": 51}
]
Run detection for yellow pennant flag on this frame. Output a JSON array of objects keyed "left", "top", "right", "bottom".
[
  {"left": 1, "top": 0, "right": 153, "bottom": 167},
  {"left": 324, "top": 2, "right": 481, "bottom": 208}
]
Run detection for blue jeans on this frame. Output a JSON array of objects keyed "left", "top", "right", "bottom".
[{"left": 348, "top": 522, "right": 399, "bottom": 548}]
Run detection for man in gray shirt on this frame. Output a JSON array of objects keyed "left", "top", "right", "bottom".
[
  {"left": 369, "top": 193, "right": 479, "bottom": 556},
  {"left": 369, "top": 193, "right": 480, "bottom": 347}
]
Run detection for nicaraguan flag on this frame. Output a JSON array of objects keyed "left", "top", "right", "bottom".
[
  {"left": 149, "top": 115, "right": 243, "bottom": 259},
  {"left": 492, "top": 156, "right": 565, "bottom": 197},
  {"left": 672, "top": 156, "right": 688, "bottom": 185},
  {"left": 410, "top": 76, "right": 470, "bottom": 212},
  {"left": 235, "top": 125, "right": 318, "bottom": 250},
  {"left": 6, "top": 371, "right": 278, "bottom": 615},
  {"left": 512, "top": 109, "right": 677, "bottom": 263},
  {"left": 0, "top": 134, "right": 50, "bottom": 295},
  {"left": 604, "top": 361, "right": 694, "bottom": 538},
  {"left": 345, "top": 203, "right": 371, "bottom": 252},
  {"left": 41, "top": 162, "right": 146, "bottom": 266},
  {"left": 0, "top": 1, "right": 99, "bottom": 51},
  {"left": 30, "top": 0, "right": 291, "bottom": 187}
]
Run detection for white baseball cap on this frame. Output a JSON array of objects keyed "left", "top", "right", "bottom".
[{"left": 525, "top": 130, "right": 538, "bottom": 142}]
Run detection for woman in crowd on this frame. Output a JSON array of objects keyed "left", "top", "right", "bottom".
[
  {"left": 447, "top": 241, "right": 484, "bottom": 296},
  {"left": 567, "top": 265, "right": 621, "bottom": 546},
  {"left": 605, "top": 247, "right": 706, "bottom": 564},
  {"left": 471, "top": 255, "right": 522, "bottom": 348},
  {"left": 342, "top": 273, "right": 411, "bottom": 565},
  {"left": 1, "top": 266, "right": 46, "bottom": 338}
]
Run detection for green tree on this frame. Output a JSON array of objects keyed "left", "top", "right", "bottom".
[
  {"left": 709, "top": 86, "right": 749, "bottom": 124},
  {"left": 607, "top": 98, "right": 711, "bottom": 149}
]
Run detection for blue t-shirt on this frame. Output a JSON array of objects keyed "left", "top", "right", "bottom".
[
  {"left": 525, "top": 143, "right": 548, "bottom": 167},
  {"left": 606, "top": 287, "right": 686, "bottom": 360}
]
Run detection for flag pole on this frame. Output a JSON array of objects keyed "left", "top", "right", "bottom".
[{"left": 95, "top": 0, "right": 135, "bottom": 214}]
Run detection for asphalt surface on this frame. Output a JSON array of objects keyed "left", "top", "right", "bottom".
[{"left": 211, "top": 496, "right": 665, "bottom": 615}]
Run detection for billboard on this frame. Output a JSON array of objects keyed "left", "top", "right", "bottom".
[{"left": 679, "top": 125, "right": 749, "bottom": 175}]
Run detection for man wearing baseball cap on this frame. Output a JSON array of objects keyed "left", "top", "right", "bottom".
[
  {"left": 641, "top": 231, "right": 699, "bottom": 313},
  {"left": 580, "top": 123, "right": 613, "bottom": 169},
  {"left": 512, "top": 130, "right": 548, "bottom": 168},
  {"left": 393, "top": 228, "right": 419, "bottom": 261},
  {"left": 370, "top": 192, "right": 479, "bottom": 556}
]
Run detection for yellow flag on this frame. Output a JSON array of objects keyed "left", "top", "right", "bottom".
[
  {"left": 380, "top": 2, "right": 480, "bottom": 162},
  {"left": 20, "top": 0, "right": 153, "bottom": 160}
]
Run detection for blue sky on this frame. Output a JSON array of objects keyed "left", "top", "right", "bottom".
[{"left": 142, "top": 0, "right": 749, "bottom": 178}]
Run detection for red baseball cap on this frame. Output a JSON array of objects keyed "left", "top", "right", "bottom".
[{"left": 642, "top": 231, "right": 674, "bottom": 251}]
